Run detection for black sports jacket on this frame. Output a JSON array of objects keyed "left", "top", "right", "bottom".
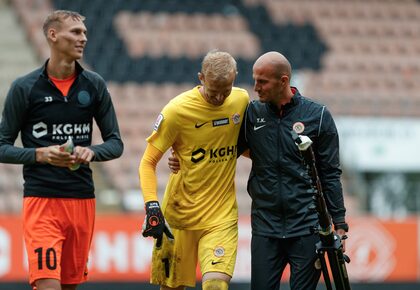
[
  {"left": 238, "top": 88, "right": 346, "bottom": 238},
  {"left": 0, "top": 60, "right": 123, "bottom": 198}
]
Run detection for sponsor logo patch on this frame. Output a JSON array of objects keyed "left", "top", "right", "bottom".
[
  {"left": 154, "top": 114, "right": 164, "bottom": 131},
  {"left": 212, "top": 118, "right": 229, "bottom": 127},
  {"left": 191, "top": 148, "right": 206, "bottom": 163},
  {"left": 190, "top": 145, "right": 237, "bottom": 163},
  {"left": 32, "top": 122, "right": 48, "bottom": 138},
  {"left": 32, "top": 122, "right": 91, "bottom": 140}
]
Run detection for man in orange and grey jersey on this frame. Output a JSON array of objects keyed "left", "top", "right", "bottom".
[
  {"left": 139, "top": 50, "right": 249, "bottom": 290},
  {"left": 0, "top": 10, "right": 123, "bottom": 290}
]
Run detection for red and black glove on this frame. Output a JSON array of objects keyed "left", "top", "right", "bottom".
[{"left": 142, "top": 201, "right": 174, "bottom": 247}]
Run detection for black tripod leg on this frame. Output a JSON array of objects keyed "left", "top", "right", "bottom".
[
  {"left": 327, "top": 249, "right": 351, "bottom": 290},
  {"left": 317, "top": 249, "right": 333, "bottom": 290}
]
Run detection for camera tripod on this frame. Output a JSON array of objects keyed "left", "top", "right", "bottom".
[{"left": 291, "top": 131, "right": 351, "bottom": 290}]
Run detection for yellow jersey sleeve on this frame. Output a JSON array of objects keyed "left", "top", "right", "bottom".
[
  {"left": 146, "top": 101, "right": 180, "bottom": 153},
  {"left": 139, "top": 144, "right": 164, "bottom": 203}
]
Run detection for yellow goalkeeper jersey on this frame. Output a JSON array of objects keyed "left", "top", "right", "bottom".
[{"left": 147, "top": 85, "right": 249, "bottom": 230}]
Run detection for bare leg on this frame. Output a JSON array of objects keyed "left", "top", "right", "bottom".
[
  {"left": 202, "top": 272, "right": 231, "bottom": 290},
  {"left": 34, "top": 279, "right": 78, "bottom": 290},
  {"left": 34, "top": 279, "right": 61, "bottom": 290}
]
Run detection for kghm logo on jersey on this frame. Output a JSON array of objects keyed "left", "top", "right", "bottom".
[
  {"left": 32, "top": 121, "right": 91, "bottom": 141},
  {"left": 190, "top": 145, "right": 237, "bottom": 164},
  {"left": 33, "top": 122, "right": 48, "bottom": 138},
  {"left": 191, "top": 148, "right": 206, "bottom": 163}
]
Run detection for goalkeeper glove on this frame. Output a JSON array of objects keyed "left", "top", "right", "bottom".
[{"left": 142, "top": 201, "right": 174, "bottom": 247}]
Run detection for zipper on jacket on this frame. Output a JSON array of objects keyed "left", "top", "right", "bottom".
[
  {"left": 46, "top": 78, "right": 64, "bottom": 100},
  {"left": 277, "top": 118, "right": 288, "bottom": 237}
]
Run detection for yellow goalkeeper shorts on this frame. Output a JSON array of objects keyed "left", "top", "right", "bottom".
[{"left": 150, "top": 219, "right": 238, "bottom": 288}]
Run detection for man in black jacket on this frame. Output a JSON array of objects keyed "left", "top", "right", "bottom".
[
  {"left": 168, "top": 51, "right": 348, "bottom": 290},
  {"left": 0, "top": 10, "right": 123, "bottom": 290},
  {"left": 239, "top": 51, "right": 348, "bottom": 290}
]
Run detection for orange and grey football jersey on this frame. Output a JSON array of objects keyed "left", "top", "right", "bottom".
[{"left": 147, "top": 86, "right": 249, "bottom": 230}]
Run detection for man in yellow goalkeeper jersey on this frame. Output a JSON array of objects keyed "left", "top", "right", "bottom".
[{"left": 139, "top": 50, "right": 249, "bottom": 290}]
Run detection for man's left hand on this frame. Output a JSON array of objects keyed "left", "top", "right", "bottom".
[
  {"left": 336, "top": 228, "right": 347, "bottom": 252},
  {"left": 73, "top": 146, "right": 95, "bottom": 164}
]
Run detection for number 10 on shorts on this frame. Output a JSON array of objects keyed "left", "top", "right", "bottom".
[{"left": 35, "top": 247, "right": 57, "bottom": 270}]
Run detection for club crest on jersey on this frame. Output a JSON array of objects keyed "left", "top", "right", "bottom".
[
  {"left": 232, "top": 113, "right": 240, "bottom": 125},
  {"left": 154, "top": 114, "right": 164, "bottom": 131},
  {"left": 77, "top": 90, "right": 91, "bottom": 107},
  {"left": 292, "top": 122, "right": 305, "bottom": 134},
  {"left": 213, "top": 246, "right": 225, "bottom": 257}
]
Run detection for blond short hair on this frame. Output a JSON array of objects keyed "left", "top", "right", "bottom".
[
  {"left": 201, "top": 50, "right": 237, "bottom": 82},
  {"left": 43, "top": 10, "right": 85, "bottom": 37}
]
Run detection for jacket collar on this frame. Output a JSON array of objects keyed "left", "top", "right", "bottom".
[{"left": 268, "top": 86, "right": 300, "bottom": 115}]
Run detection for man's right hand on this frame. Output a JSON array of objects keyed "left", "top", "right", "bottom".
[
  {"left": 35, "top": 145, "right": 76, "bottom": 167},
  {"left": 142, "top": 201, "right": 174, "bottom": 247},
  {"left": 168, "top": 148, "right": 180, "bottom": 174}
]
